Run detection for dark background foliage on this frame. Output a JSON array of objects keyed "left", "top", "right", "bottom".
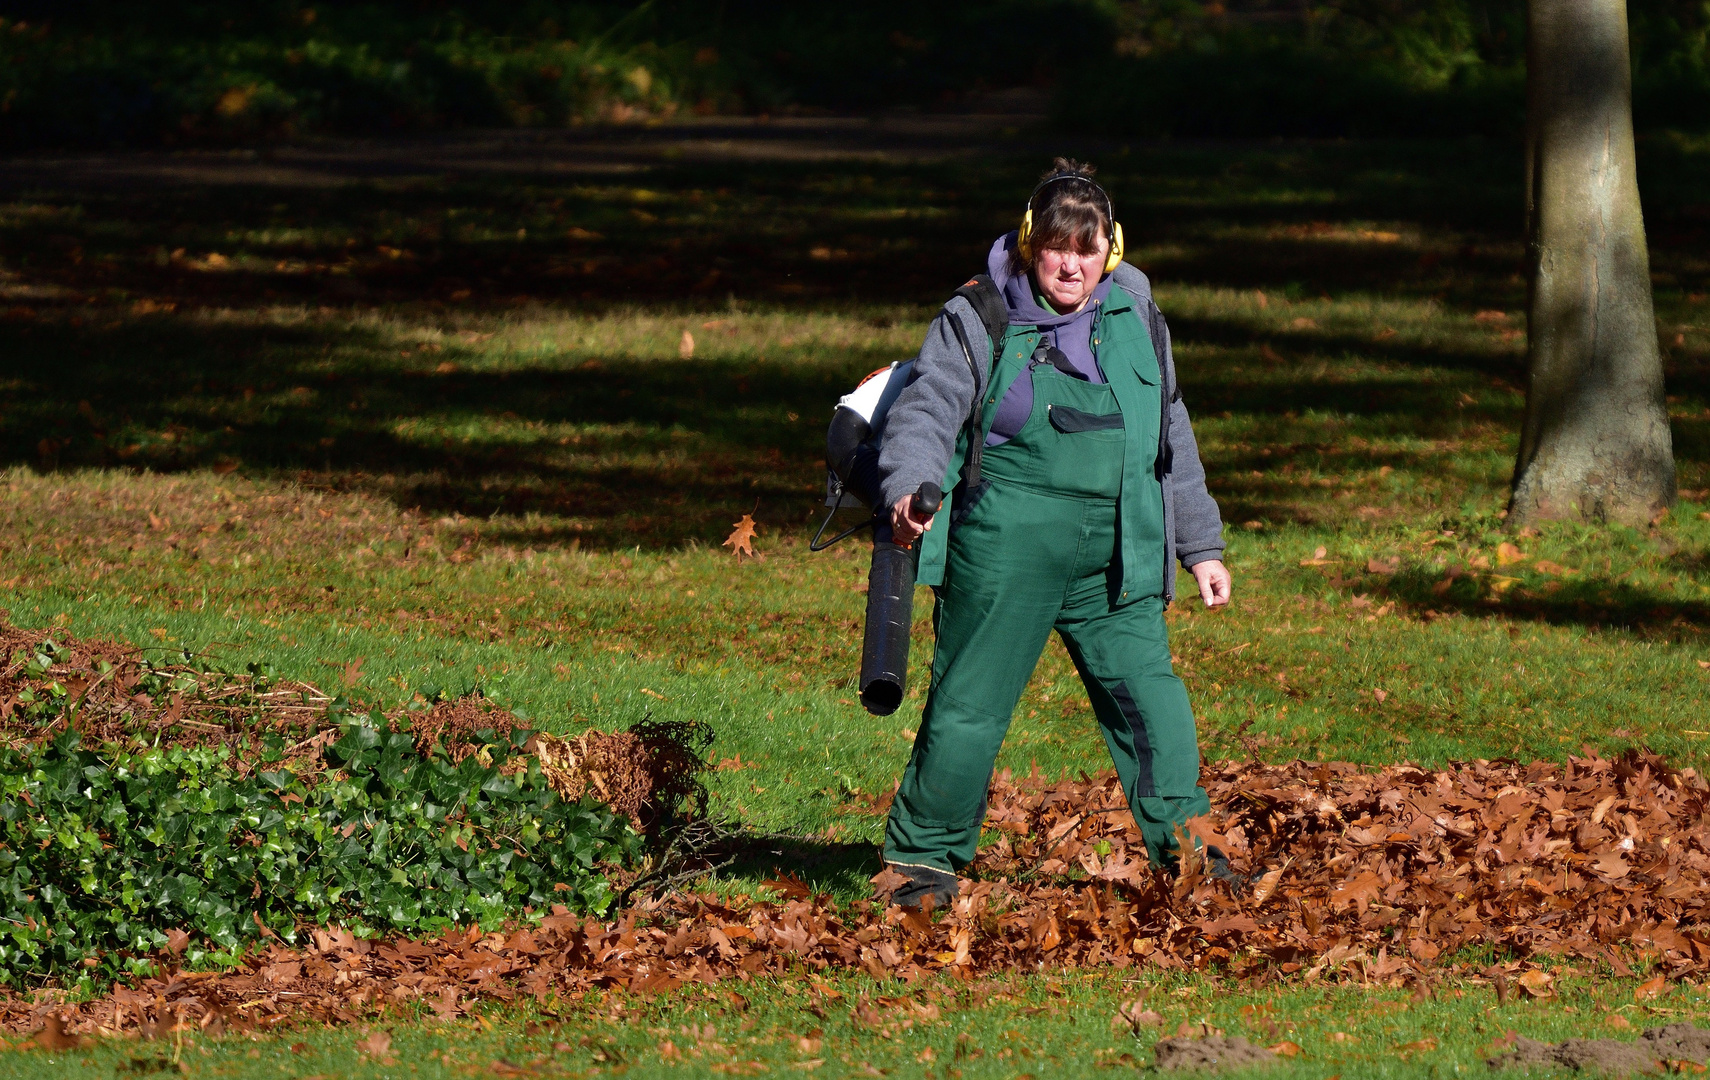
[{"left": 1, "top": 0, "right": 1706, "bottom": 148}]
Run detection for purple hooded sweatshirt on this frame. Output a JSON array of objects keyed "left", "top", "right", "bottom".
[{"left": 985, "top": 231, "right": 1114, "bottom": 445}]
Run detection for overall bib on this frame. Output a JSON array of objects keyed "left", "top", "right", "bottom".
[{"left": 883, "top": 289, "right": 1212, "bottom": 872}]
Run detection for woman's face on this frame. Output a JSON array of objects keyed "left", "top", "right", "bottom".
[{"left": 1033, "top": 236, "right": 1109, "bottom": 314}]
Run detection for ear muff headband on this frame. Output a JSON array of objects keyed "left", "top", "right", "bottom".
[{"left": 1017, "top": 173, "right": 1125, "bottom": 274}]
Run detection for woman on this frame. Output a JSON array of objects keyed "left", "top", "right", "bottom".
[{"left": 875, "top": 159, "right": 1233, "bottom": 909}]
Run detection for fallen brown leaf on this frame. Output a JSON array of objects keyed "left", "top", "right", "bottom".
[
  {"left": 723, "top": 514, "right": 759, "bottom": 560},
  {"left": 31, "top": 1015, "right": 81, "bottom": 1051},
  {"left": 1518, "top": 970, "right": 1555, "bottom": 998}
]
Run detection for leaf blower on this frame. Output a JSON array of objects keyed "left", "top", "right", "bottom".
[
  {"left": 809, "top": 275, "right": 1007, "bottom": 716},
  {"left": 811, "top": 361, "right": 939, "bottom": 716}
]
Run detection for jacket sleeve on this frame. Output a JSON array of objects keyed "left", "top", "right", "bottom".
[
  {"left": 1145, "top": 296, "right": 1226, "bottom": 568},
  {"left": 876, "top": 296, "right": 987, "bottom": 510}
]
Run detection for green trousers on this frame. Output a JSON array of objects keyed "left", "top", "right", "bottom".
[{"left": 881, "top": 481, "right": 1211, "bottom": 873}]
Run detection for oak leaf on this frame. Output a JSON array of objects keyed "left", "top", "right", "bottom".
[
  {"left": 1517, "top": 970, "right": 1555, "bottom": 998},
  {"left": 762, "top": 874, "right": 812, "bottom": 900},
  {"left": 723, "top": 514, "right": 759, "bottom": 560}
]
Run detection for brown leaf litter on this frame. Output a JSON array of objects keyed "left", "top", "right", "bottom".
[
  {"left": 9, "top": 617, "right": 1710, "bottom": 1039},
  {"left": 0, "top": 616, "right": 332, "bottom": 766},
  {"left": 14, "top": 747, "right": 1710, "bottom": 1041}
]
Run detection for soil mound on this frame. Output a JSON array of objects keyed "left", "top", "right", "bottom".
[
  {"left": 1644, "top": 1023, "right": 1710, "bottom": 1061},
  {"left": 1491, "top": 1036, "right": 1661, "bottom": 1075},
  {"left": 1154, "top": 1035, "right": 1277, "bottom": 1071},
  {"left": 1488, "top": 1024, "right": 1710, "bottom": 1074}
]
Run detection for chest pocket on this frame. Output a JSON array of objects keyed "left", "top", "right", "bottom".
[{"left": 1048, "top": 405, "right": 1124, "bottom": 433}]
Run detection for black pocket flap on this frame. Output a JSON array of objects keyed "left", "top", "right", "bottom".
[{"left": 1049, "top": 405, "right": 1123, "bottom": 433}]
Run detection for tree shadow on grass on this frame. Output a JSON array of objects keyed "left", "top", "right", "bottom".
[
  {"left": 0, "top": 302, "right": 1548, "bottom": 546},
  {"left": 2, "top": 140, "right": 1704, "bottom": 549},
  {"left": 0, "top": 312, "right": 902, "bottom": 548},
  {"left": 1369, "top": 565, "right": 1710, "bottom": 638}
]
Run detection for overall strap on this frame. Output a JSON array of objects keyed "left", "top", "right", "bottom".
[
  {"left": 915, "top": 325, "right": 1034, "bottom": 589},
  {"left": 1094, "top": 285, "right": 1166, "bottom": 602}
]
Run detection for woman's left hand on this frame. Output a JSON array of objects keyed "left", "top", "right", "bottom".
[{"left": 1189, "top": 560, "right": 1232, "bottom": 608}]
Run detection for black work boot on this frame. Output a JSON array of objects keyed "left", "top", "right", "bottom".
[
  {"left": 1168, "top": 845, "right": 1252, "bottom": 895},
  {"left": 885, "top": 865, "right": 960, "bottom": 912},
  {"left": 1203, "top": 845, "right": 1253, "bottom": 896}
]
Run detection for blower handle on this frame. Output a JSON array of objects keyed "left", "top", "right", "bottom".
[{"left": 914, "top": 481, "right": 943, "bottom": 517}]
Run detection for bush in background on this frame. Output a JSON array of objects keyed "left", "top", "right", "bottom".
[{"left": 0, "top": 3, "right": 1705, "bottom": 168}]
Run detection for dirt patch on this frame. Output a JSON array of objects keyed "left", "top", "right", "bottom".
[
  {"left": 1488, "top": 1024, "right": 1710, "bottom": 1074},
  {"left": 1491, "top": 1037, "right": 1662, "bottom": 1075},
  {"left": 1646, "top": 1024, "right": 1710, "bottom": 1062},
  {"left": 1154, "top": 1035, "right": 1277, "bottom": 1071}
]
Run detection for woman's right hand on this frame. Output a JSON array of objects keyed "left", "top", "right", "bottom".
[{"left": 889, "top": 493, "right": 935, "bottom": 547}]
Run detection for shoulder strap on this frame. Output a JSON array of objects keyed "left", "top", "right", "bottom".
[
  {"left": 945, "top": 275, "right": 1008, "bottom": 493},
  {"left": 952, "top": 274, "right": 1008, "bottom": 347}
]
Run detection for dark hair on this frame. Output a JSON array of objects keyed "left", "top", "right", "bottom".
[{"left": 1013, "top": 157, "right": 1110, "bottom": 273}]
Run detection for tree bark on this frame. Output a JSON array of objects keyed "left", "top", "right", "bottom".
[{"left": 1511, "top": 0, "right": 1674, "bottom": 526}]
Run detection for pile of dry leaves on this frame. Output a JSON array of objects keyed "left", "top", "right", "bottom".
[
  {"left": 0, "top": 615, "right": 691, "bottom": 826},
  {"left": 0, "top": 617, "right": 331, "bottom": 758},
  {"left": 11, "top": 741, "right": 1710, "bottom": 1037}
]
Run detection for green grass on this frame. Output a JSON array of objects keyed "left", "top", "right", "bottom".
[
  {"left": 1, "top": 135, "right": 1709, "bottom": 1074},
  {"left": 7, "top": 970, "right": 1710, "bottom": 1077}
]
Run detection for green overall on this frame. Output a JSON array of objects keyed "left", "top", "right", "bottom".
[{"left": 883, "top": 286, "right": 1212, "bottom": 872}]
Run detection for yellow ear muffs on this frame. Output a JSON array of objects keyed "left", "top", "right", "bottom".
[
  {"left": 1012, "top": 175, "right": 1121, "bottom": 270},
  {"left": 1018, "top": 197, "right": 1123, "bottom": 273}
]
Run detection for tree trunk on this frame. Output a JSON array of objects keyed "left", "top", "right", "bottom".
[{"left": 1511, "top": 0, "right": 1674, "bottom": 526}]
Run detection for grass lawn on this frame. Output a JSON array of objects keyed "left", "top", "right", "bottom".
[
  {"left": 1, "top": 129, "right": 1708, "bottom": 1075},
  {"left": 14, "top": 970, "right": 1710, "bottom": 1078}
]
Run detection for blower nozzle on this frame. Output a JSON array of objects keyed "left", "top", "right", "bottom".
[{"left": 856, "top": 481, "right": 940, "bottom": 716}]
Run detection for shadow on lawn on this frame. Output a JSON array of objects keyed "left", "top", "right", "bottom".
[
  {"left": 0, "top": 304, "right": 1541, "bottom": 544},
  {"left": 1, "top": 140, "right": 1705, "bottom": 548},
  {"left": 1370, "top": 565, "right": 1710, "bottom": 637},
  {"left": 694, "top": 830, "right": 881, "bottom": 899}
]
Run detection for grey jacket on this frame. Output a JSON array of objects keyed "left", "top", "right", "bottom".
[{"left": 876, "top": 261, "right": 1226, "bottom": 603}]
